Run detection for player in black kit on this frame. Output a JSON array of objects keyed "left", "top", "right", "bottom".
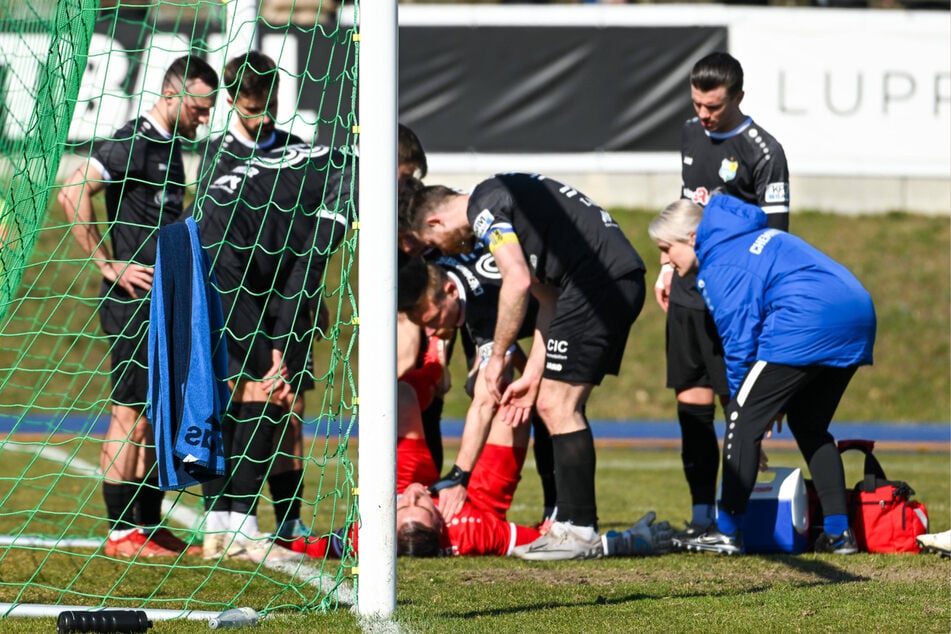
[
  {"left": 59, "top": 55, "right": 218, "bottom": 559},
  {"left": 401, "top": 173, "right": 646, "bottom": 560},
  {"left": 192, "top": 52, "right": 318, "bottom": 558},
  {"left": 398, "top": 250, "right": 556, "bottom": 526},
  {"left": 655, "top": 52, "right": 790, "bottom": 539},
  {"left": 195, "top": 139, "right": 356, "bottom": 562}
]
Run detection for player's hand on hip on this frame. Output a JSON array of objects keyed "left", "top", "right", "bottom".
[{"left": 104, "top": 261, "right": 153, "bottom": 297}]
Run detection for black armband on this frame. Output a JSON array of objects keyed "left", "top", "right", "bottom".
[{"left": 427, "top": 464, "right": 471, "bottom": 494}]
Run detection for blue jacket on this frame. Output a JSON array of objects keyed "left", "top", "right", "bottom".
[
  {"left": 149, "top": 217, "right": 229, "bottom": 490},
  {"left": 695, "top": 195, "right": 876, "bottom": 397}
]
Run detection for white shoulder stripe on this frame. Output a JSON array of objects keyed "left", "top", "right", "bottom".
[
  {"left": 317, "top": 210, "right": 349, "bottom": 226},
  {"left": 88, "top": 157, "right": 110, "bottom": 182}
]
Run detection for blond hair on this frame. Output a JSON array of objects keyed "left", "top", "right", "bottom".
[{"left": 648, "top": 199, "right": 703, "bottom": 245}]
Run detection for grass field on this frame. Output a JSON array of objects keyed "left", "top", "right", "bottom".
[
  {"left": 0, "top": 200, "right": 947, "bottom": 631},
  {"left": 0, "top": 443, "right": 947, "bottom": 632}
]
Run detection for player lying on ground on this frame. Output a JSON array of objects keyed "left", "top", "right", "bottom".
[
  {"left": 282, "top": 383, "right": 673, "bottom": 559},
  {"left": 649, "top": 194, "right": 876, "bottom": 556}
]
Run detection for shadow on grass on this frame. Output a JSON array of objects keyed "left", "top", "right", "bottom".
[
  {"left": 430, "top": 555, "right": 869, "bottom": 619},
  {"left": 762, "top": 553, "right": 871, "bottom": 585}
]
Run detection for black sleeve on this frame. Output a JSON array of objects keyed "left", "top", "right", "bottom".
[{"left": 272, "top": 153, "right": 357, "bottom": 349}]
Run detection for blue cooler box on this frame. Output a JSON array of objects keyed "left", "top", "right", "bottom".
[{"left": 720, "top": 466, "right": 809, "bottom": 554}]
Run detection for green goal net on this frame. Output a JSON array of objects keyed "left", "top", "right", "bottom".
[{"left": 0, "top": 0, "right": 360, "bottom": 621}]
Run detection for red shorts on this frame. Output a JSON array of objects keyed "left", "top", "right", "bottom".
[
  {"left": 396, "top": 436, "right": 439, "bottom": 494},
  {"left": 466, "top": 443, "right": 527, "bottom": 520}
]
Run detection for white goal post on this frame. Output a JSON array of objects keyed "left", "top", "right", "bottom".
[{"left": 356, "top": 0, "right": 399, "bottom": 619}]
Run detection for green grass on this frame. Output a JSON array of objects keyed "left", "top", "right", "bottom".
[
  {"left": 0, "top": 197, "right": 947, "bottom": 630},
  {"left": 0, "top": 444, "right": 947, "bottom": 632}
]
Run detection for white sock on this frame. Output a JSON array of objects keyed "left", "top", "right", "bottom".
[
  {"left": 229, "top": 512, "right": 258, "bottom": 538},
  {"left": 108, "top": 527, "right": 136, "bottom": 541},
  {"left": 205, "top": 511, "right": 229, "bottom": 533}
]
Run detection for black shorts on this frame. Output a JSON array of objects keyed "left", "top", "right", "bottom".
[
  {"left": 99, "top": 287, "right": 150, "bottom": 406},
  {"left": 665, "top": 302, "right": 729, "bottom": 395},
  {"left": 224, "top": 294, "right": 316, "bottom": 394},
  {"left": 283, "top": 329, "right": 315, "bottom": 394},
  {"left": 542, "top": 270, "right": 645, "bottom": 385}
]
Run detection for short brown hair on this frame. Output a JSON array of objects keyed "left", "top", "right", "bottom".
[
  {"left": 398, "top": 124, "right": 427, "bottom": 179},
  {"left": 223, "top": 51, "right": 278, "bottom": 100},
  {"left": 690, "top": 52, "right": 744, "bottom": 98},
  {"left": 398, "top": 177, "right": 458, "bottom": 234},
  {"left": 162, "top": 55, "right": 219, "bottom": 94},
  {"left": 396, "top": 521, "right": 441, "bottom": 557},
  {"left": 397, "top": 257, "right": 446, "bottom": 317}
]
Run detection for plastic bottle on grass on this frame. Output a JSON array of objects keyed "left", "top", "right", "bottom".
[{"left": 208, "top": 607, "right": 259, "bottom": 629}]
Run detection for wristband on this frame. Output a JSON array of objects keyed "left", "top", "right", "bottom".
[{"left": 427, "top": 464, "right": 471, "bottom": 494}]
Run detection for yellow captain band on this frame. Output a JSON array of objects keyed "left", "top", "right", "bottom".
[{"left": 487, "top": 229, "right": 519, "bottom": 253}]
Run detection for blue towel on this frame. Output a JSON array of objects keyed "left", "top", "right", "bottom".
[{"left": 149, "top": 217, "right": 229, "bottom": 490}]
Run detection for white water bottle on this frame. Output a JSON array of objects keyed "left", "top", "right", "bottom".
[{"left": 208, "top": 607, "right": 259, "bottom": 629}]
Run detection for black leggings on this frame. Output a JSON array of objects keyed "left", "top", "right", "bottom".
[{"left": 720, "top": 363, "right": 858, "bottom": 518}]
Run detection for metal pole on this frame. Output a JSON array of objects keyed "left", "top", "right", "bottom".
[{"left": 356, "top": 0, "right": 398, "bottom": 619}]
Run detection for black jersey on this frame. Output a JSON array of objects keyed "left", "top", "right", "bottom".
[
  {"left": 466, "top": 173, "right": 644, "bottom": 288},
  {"left": 196, "top": 142, "right": 357, "bottom": 374},
  {"left": 435, "top": 246, "right": 539, "bottom": 369},
  {"left": 90, "top": 114, "right": 186, "bottom": 270},
  {"left": 195, "top": 128, "right": 303, "bottom": 200},
  {"left": 674, "top": 116, "right": 790, "bottom": 309},
  {"left": 680, "top": 116, "right": 789, "bottom": 217}
]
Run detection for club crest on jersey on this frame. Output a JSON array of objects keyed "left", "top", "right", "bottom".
[
  {"left": 472, "top": 209, "right": 494, "bottom": 240},
  {"left": 719, "top": 158, "right": 738, "bottom": 183}
]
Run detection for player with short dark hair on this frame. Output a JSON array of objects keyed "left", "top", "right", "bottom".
[
  {"left": 195, "top": 139, "right": 356, "bottom": 563},
  {"left": 401, "top": 172, "right": 647, "bottom": 560},
  {"left": 655, "top": 51, "right": 790, "bottom": 538},
  {"left": 398, "top": 123, "right": 427, "bottom": 183},
  {"left": 59, "top": 54, "right": 218, "bottom": 559},
  {"left": 398, "top": 254, "right": 557, "bottom": 525},
  {"left": 192, "top": 52, "right": 319, "bottom": 555},
  {"left": 649, "top": 194, "right": 875, "bottom": 555}
]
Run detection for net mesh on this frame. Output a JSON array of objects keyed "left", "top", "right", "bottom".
[{"left": 0, "top": 0, "right": 360, "bottom": 616}]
